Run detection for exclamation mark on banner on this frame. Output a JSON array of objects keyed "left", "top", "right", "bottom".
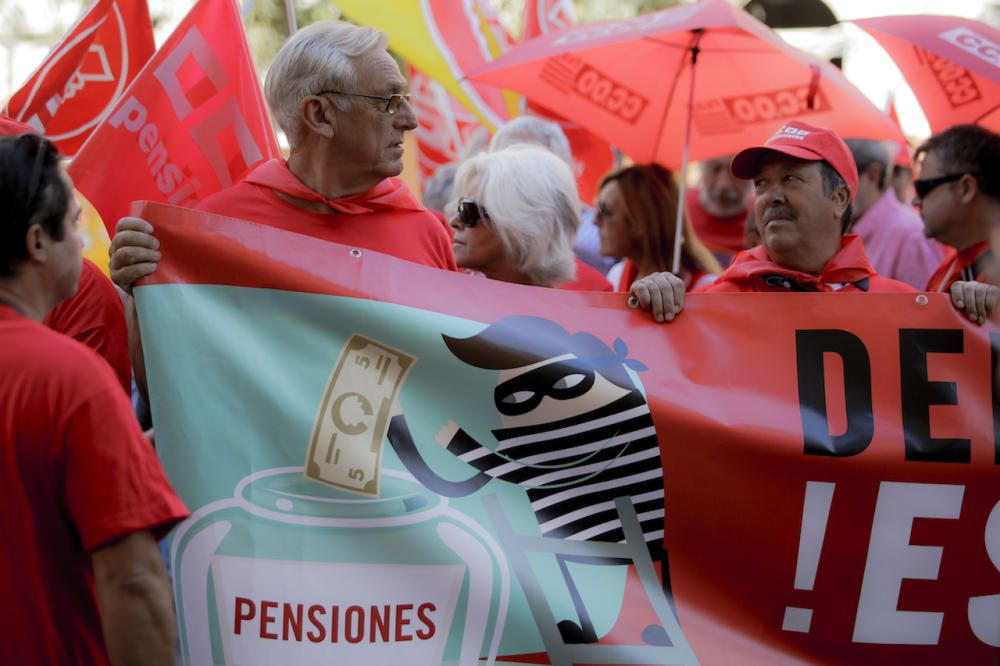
[{"left": 782, "top": 481, "right": 836, "bottom": 633}]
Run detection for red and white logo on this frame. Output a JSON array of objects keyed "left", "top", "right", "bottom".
[{"left": 4, "top": 0, "right": 154, "bottom": 155}]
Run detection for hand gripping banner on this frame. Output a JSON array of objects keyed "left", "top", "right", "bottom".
[{"left": 134, "top": 202, "right": 999, "bottom": 665}]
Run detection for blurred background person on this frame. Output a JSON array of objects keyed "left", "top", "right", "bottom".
[
  {"left": 449, "top": 144, "right": 578, "bottom": 288},
  {"left": 686, "top": 155, "right": 753, "bottom": 267},
  {"left": 422, "top": 161, "right": 459, "bottom": 225},
  {"left": 596, "top": 163, "right": 722, "bottom": 292},
  {"left": 890, "top": 142, "right": 915, "bottom": 205},
  {"left": 845, "top": 138, "right": 943, "bottom": 289},
  {"left": 490, "top": 115, "right": 615, "bottom": 283}
]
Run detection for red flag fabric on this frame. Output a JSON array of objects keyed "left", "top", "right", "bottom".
[
  {"left": 4, "top": 0, "right": 154, "bottom": 156},
  {"left": 520, "top": 0, "right": 614, "bottom": 203},
  {"left": 68, "top": 0, "right": 280, "bottom": 233},
  {"left": 409, "top": 66, "right": 486, "bottom": 185}
]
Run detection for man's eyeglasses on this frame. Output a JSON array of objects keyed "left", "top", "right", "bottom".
[
  {"left": 457, "top": 198, "right": 488, "bottom": 227},
  {"left": 314, "top": 90, "right": 412, "bottom": 115},
  {"left": 913, "top": 172, "right": 976, "bottom": 200}
]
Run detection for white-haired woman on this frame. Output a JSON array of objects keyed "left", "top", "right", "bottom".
[{"left": 449, "top": 144, "right": 578, "bottom": 288}]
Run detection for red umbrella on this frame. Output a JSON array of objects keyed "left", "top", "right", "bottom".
[
  {"left": 470, "top": 0, "right": 902, "bottom": 271},
  {"left": 852, "top": 15, "right": 1000, "bottom": 133}
]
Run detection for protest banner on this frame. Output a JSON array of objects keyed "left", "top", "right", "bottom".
[
  {"left": 135, "top": 202, "right": 998, "bottom": 665},
  {"left": 69, "top": 0, "right": 279, "bottom": 234},
  {"left": 4, "top": 0, "right": 154, "bottom": 156}
]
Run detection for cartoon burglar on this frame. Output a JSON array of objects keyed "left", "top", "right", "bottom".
[{"left": 388, "top": 316, "right": 670, "bottom": 645}]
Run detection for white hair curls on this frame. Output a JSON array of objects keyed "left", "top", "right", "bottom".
[{"left": 454, "top": 144, "right": 579, "bottom": 287}]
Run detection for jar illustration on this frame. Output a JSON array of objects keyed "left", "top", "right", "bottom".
[{"left": 170, "top": 467, "right": 510, "bottom": 665}]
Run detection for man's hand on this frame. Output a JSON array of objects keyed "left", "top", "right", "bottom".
[
  {"left": 949, "top": 280, "right": 999, "bottom": 324},
  {"left": 628, "top": 272, "right": 686, "bottom": 323},
  {"left": 109, "top": 217, "right": 160, "bottom": 294}
]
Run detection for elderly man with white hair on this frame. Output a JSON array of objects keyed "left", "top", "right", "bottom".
[
  {"left": 107, "top": 20, "right": 457, "bottom": 396},
  {"left": 110, "top": 19, "right": 457, "bottom": 290},
  {"left": 489, "top": 115, "right": 613, "bottom": 289}
]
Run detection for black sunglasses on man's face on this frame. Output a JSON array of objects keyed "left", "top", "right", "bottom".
[
  {"left": 457, "top": 198, "right": 488, "bottom": 227},
  {"left": 912, "top": 172, "right": 976, "bottom": 200}
]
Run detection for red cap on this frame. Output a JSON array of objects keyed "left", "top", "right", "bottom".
[
  {"left": 0, "top": 114, "right": 36, "bottom": 137},
  {"left": 730, "top": 121, "right": 859, "bottom": 201}
]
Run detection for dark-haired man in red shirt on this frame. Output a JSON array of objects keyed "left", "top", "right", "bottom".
[{"left": 0, "top": 133, "right": 188, "bottom": 665}]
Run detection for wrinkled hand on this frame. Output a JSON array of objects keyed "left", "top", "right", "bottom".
[
  {"left": 109, "top": 217, "right": 160, "bottom": 294},
  {"left": 950, "top": 280, "right": 999, "bottom": 324},
  {"left": 628, "top": 272, "right": 686, "bottom": 323}
]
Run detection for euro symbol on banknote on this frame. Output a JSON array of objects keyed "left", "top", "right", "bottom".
[{"left": 305, "top": 335, "right": 416, "bottom": 496}]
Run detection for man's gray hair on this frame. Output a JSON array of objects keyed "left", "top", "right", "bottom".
[
  {"left": 489, "top": 116, "right": 573, "bottom": 167},
  {"left": 845, "top": 139, "right": 891, "bottom": 191},
  {"left": 454, "top": 144, "right": 579, "bottom": 286},
  {"left": 265, "top": 20, "right": 387, "bottom": 145}
]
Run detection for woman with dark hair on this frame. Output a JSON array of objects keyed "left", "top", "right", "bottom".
[{"left": 595, "top": 163, "right": 722, "bottom": 291}]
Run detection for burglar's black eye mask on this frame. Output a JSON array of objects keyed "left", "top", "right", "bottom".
[{"left": 493, "top": 359, "right": 596, "bottom": 416}]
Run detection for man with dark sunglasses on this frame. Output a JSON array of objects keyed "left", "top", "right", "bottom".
[{"left": 916, "top": 124, "right": 1000, "bottom": 324}]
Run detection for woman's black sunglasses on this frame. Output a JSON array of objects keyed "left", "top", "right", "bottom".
[{"left": 457, "top": 198, "right": 488, "bottom": 227}]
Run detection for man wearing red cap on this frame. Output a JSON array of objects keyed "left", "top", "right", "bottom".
[
  {"left": 713, "top": 121, "right": 918, "bottom": 293},
  {"left": 628, "top": 121, "right": 913, "bottom": 321}
]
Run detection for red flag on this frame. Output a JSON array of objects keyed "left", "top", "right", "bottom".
[
  {"left": 884, "top": 94, "right": 913, "bottom": 169},
  {"left": 409, "top": 66, "right": 486, "bottom": 184},
  {"left": 520, "top": 0, "right": 614, "bottom": 203},
  {"left": 4, "top": 0, "right": 155, "bottom": 156},
  {"left": 69, "top": 0, "right": 280, "bottom": 234}
]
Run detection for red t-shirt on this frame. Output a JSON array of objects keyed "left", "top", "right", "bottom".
[
  {"left": 925, "top": 240, "right": 992, "bottom": 292},
  {"left": 196, "top": 159, "right": 458, "bottom": 271},
  {"left": 698, "top": 235, "right": 915, "bottom": 293},
  {"left": 557, "top": 258, "right": 613, "bottom": 291},
  {"left": 0, "top": 306, "right": 188, "bottom": 665},
  {"left": 43, "top": 258, "right": 130, "bottom": 394},
  {"left": 685, "top": 187, "right": 750, "bottom": 260}
]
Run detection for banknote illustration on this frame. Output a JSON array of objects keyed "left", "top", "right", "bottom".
[{"left": 306, "top": 335, "right": 416, "bottom": 496}]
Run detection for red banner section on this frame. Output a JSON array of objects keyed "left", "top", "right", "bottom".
[
  {"left": 69, "top": 0, "right": 279, "bottom": 233},
  {"left": 138, "top": 201, "right": 999, "bottom": 664},
  {"left": 4, "top": 0, "right": 155, "bottom": 156}
]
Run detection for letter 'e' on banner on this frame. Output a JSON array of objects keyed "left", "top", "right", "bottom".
[
  {"left": 3, "top": 0, "right": 155, "bottom": 157},
  {"left": 68, "top": 0, "right": 280, "bottom": 234}
]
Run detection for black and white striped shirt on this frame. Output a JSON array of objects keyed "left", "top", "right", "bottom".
[{"left": 443, "top": 392, "right": 665, "bottom": 551}]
